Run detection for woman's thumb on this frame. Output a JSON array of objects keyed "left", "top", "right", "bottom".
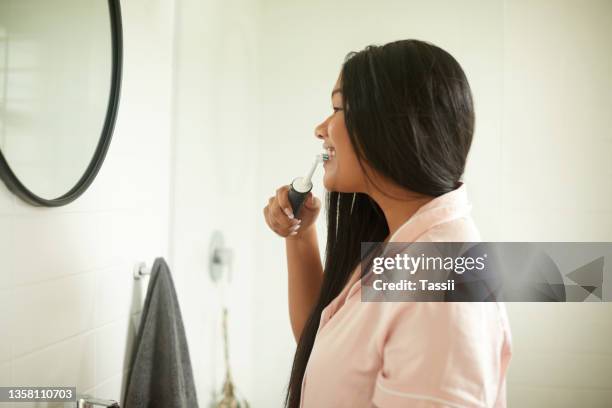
[{"left": 304, "top": 193, "right": 319, "bottom": 210}]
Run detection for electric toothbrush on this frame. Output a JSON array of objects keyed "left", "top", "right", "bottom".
[{"left": 288, "top": 153, "right": 329, "bottom": 218}]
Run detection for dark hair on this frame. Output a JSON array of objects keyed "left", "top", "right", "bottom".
[{"left": 284, "top": 39, "right": 475, "bottom": 407}]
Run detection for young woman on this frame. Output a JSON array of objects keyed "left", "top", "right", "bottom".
[{"left": 263, "top": 39, "right": 512, "bottom": 408}]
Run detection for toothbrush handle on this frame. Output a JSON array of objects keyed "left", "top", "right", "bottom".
[{"left": 288, "top": 180, "right": 311, "bottom": 218}]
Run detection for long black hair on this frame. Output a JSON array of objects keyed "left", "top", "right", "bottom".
[{"left": 284, "top": 39, "right": 475, "bottom": 407}]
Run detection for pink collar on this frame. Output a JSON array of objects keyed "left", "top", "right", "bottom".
[{"left": 341, "top": 182, "right": 473, "bottom": 303}]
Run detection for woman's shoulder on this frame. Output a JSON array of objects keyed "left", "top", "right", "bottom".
[
  {"left": 377, "top": 300, "right": 511, "bottom": 371},
  {"left": 415, "top": 214, "right": 482, "bottom": 242}
]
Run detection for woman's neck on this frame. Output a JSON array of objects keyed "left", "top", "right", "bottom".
[{"left": 369, "top": 184, "right": 435, "bottom": 242}]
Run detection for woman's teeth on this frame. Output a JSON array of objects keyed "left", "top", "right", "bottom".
[{"left": 326, "top": 147, "right": 336, "bottom": 158}]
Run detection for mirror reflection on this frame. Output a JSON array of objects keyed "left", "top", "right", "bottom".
[{"left": 0, "top": 0, "right": 112, "bottom": 200}]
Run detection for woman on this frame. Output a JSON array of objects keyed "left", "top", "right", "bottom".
[{"left": 263, "top": 39, "right": 512, "bottom": 408}]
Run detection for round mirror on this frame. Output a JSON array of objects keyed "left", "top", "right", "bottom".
[{"left": 0, "top": 0, "right": 122, "bottom": 206}]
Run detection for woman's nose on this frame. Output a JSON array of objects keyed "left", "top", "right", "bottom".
[{"left": 314, "top": 121, "right": 327, "bottom": 140}]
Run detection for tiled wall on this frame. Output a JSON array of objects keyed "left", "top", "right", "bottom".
[{"left": 0, "top": 0, "right": 175, "bottom": 405}]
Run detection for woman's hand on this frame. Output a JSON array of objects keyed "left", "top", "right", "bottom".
[{"left": 263, "top": 185, "right": 321, "bottom": 239}]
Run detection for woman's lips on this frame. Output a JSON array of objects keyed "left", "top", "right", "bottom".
[
  {"left": 324, "top": 147, "right": 334, "bottom": 167},
  {"left": 323, "top": 148, "right": 335, "bottom": 169}
]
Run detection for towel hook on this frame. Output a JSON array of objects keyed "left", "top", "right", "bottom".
[
  {"left": 133, "top": 261, "right": 151, "bottom": 280},
  {"left": 209, "top": 230, "right": 233, "bottom": 283},
  {"left": 76, "top": 394, "right": 119, "bottom": 407}
]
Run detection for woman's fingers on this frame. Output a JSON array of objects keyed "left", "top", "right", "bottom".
[
  {"left": 276, "top": 185, "right": 296, "bottom": 220},
  {"left": 274, "top": 186, "right": 301, "bottom": 226},
  {"left": 303, "top": 192, "right": 320, "bottom": 210},
  {"left": 267, "top": 197, "right": 286, "bottom": 230},
  {"left": 264, "top": 190, "right": 301, "bottom": 237},
  {"left": 270, "top": 195, "right": 295, "bottom": 229}
]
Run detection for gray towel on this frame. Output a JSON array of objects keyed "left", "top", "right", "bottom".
[{"left": 123, "top": 257, "right": 199, "bottom": 408}]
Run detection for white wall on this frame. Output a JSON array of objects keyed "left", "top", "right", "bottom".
[
  {"left": 0, "top": 0, "right": 175, "bottom": 404},
  {"left": 254, "top": 0, "right": 612, "bottom": 406},
  {"left": 502, "top": 0, "right": 612, "bottom": 406},
  {"left": 170, "top": 0, "right": 259, "bottom": 406}
]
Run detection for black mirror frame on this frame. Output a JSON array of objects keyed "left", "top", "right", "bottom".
[{"left": 0, "top": 0, "right": 123, "bottom": 207}]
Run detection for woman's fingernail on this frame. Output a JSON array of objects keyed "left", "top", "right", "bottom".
[
  {"left": 294, "top": 224, "right": 301, "bottom": 230},
  {"left": 290, "top": 231, "right": 297, "bottom": 236},
  {"left": 284, "top": 208, "right": 294, "bottom": 219}
]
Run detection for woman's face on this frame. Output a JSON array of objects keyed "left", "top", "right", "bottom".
[{"left": 315, "top": 76, "right": 367, "bottom": 193}]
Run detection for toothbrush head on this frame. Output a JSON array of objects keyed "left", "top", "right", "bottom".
[{"left": 319, "top": 152, "right": 330, "bottom": 162}]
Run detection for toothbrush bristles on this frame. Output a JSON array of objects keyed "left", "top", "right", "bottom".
[{"left": 303, "top": 153, "right": 327, "bottom": 186}]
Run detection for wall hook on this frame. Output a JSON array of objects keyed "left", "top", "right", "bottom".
[
  {"left": 133, "top": 261, "right": 151, "bottom": 280},
  {"left": 209, "top": 230, "right": 233, "bottom": 283}
]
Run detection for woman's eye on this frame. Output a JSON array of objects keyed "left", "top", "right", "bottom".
[{"left": 333, "top": 107, "right": 343, "bottom": 113}]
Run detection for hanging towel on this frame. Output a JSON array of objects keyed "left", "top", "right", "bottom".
[{"left": 123, "top": 257, "right": 199, "bottom": 408}]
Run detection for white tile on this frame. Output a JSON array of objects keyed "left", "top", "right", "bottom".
[
  {"left": 0, "top": 360, "right": 10, "bottom": 383},
  {"left": 104, "top": 152, "right": 171, "bottom": 212},
  {"left": 0, "top": 186, "right": 14, "bottom": 215},
  {"left": 94, "top": 264, "right": 144, "bottom": 327},
  {"left": 507, "top": 303, "right": 612, "bottom": 355},
  {"left": 108, "top": 209, "right": 168, "bottom": 268},
  {"left": 12, "top": 212, "right": 111, "bottom": 285},
  {"left": 92, "top": 372, "right": 124, "bottom": 406},
  {"left": 0, "top": 289, "right": 12, "bottom": 363},
  {"left": 500, "top": 209, "right": 612, "bottom": 241},
  {"left": 94, "top": 319, "right": 133, "bottom": 385},
  {"left": 501, "top": 137, "right": 612, "bottom": 213},
  {"left": 12, "top": 272, "right": 95, "bottom": 357},
  {"left": 12, "top": 332, "right": 95, "bottom": 392},
  {"left": 507, "top": 350, "right": 612, "bottom": 390},
  {"left": 0, "top": 216, "right": 14, "bottom": 290},
  {"left": 502, "top": 0, "right": 612, "bottom": 216},
  {"left": 509, "top": 384, "right": 612, "bottom": 408},
  {"left": 0, "top": 361, "right": 11, "bottom": 408}
]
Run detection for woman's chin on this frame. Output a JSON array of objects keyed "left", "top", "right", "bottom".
[{"left": 322, "top": 172, "right": 334, "bottom": 191}]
